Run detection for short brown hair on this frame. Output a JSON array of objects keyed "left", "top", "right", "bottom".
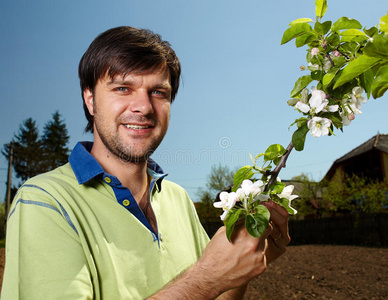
[{"left": 78, "top": 26, "right": 181, "bottom": 133}]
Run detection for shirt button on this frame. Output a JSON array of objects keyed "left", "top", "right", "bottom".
[
  {"left": 123, "top": 199, "right": 131, "bottom": 206},
  {"left": 104, "top": 177, "right": 112, "bottom": 184}
]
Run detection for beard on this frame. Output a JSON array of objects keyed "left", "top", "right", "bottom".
[{"left": 94, "top": 115, "right": 167, "bottom": 165}]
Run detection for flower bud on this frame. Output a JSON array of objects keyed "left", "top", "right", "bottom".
[
  {"left": 333, "top": 50, "right": 340, "bottom": 57},
  {"left": 311, "top": 47, "right": 319, "bottom": 56}
]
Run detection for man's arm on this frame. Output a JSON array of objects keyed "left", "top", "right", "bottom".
[{"left": 150, "top": 201, "right": 290, "bottom": 300}]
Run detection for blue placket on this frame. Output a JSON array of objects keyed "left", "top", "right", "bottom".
[
  {"left": 69, "top": 142, "right": 167, "bottom": 243},
  {"left": 102, "top": 173, "right": 162, "bottom": 241}
]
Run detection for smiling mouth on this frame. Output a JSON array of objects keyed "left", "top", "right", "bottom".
[{"left": 124, "top": 124, "right": 152, "bottom": 129}]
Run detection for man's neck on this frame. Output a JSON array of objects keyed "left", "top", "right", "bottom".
[{"left": 90, "top": 145, "right": 149, "bottom": 205}]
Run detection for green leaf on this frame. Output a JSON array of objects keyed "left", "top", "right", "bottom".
[
  {"left": 289, "top": 18, "right": 314, "bottom": 25},
  {"left": 340, "top": 35, "right": 368, "bottom": 44},
  {"left": 371, "top": 65, "right": 388, "bottom": 99},
  {"left": 269, "top": 181, "right": 286, "bottom": 194},
  {"left": 333, "top": 55, "right": 381, "bottom": 89},
  {"left": 311, "top": 70, "right": 323, "bottom": 81},
  {"left": 326, "top": 33, "right": 340, "bottom": 46},
  {"left": 380, "top": 14, "right": 388, "bottom": 33},
  {"left": 339, "top": 29, "right": 366, "bottom": 37},
  {"left": 322, "top": 72, "right": 336, "bottom": 87},
  {"left": 360, "top": 68, "right": 374, "bottom": 98},
  {"left": 232, "top": 166, "right": 254, "bottom": 192},
  {"left": 322, "top": 61, "right": 345, "bottom": 88},
  {"left": 291, "top": 75, "right": 313, "bottom": 97},
  {"left": 363, "top": 34, "right": 388, "bottom": 59},
  {"left": 295, "top": 32, "right": 317, "bottom": 48},
  {"left": 292, "top": 123, "right": 309, "bottom": 151},
  {"left": 245, "top": 207, "right": 270, "bottom": 238},
  {"left": 314, "top": 21, "right": 332, "bottom": 35},
  {"left": 264, "top": 144, "right": 286, "bottom": 163},
  {"left": 321, "top": 21, "right": 332, "bottom": 34},
  {"left": 287, "top": 98, "right": 299, "bottom": 106},
  {"left": 276, "top": 198, "right": 297, "bottom": 215},
  {"left": 331, "top": 17, "right": 362, "bottom": 32},
  {"left": 225, "top": 209, "right": 242, "bottom": 241},
  {"left": 281, "top": 23, "right": 312, "bottom": 45},
  {"left": 364, "top": 26, "right": 378, "bottom": 38},
  {"left": 315, "top": 0, "right": 327, "bottom": 19}
]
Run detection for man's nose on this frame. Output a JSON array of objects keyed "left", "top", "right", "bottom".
[{"left": 129, "top": 91, "right": 154, "bottom": 115}]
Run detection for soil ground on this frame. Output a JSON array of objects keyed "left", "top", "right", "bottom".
[{"left": 0, "top": 245, "right": 387, "bottom": 299}]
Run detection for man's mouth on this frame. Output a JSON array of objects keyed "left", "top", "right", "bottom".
[{"left": 123, "top": 124, "right": 152, "bottom": 129}]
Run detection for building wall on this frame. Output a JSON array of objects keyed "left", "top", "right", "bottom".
[{"left": 381, "top": 152, "right": 388, "bottom": 184}]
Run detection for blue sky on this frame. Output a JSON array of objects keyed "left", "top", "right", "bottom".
[{"left": 1, "top": 0, "right": 387, "bottom": 201}]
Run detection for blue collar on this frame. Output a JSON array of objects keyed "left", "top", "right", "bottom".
[{"left": 69, "top": 142, "right": 167, "bottom": 191}]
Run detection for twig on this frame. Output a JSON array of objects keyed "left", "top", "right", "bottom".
[{"left": 265, "top": 141, "right": 294, "bottom": 190}]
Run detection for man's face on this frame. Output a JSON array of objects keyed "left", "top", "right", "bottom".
[{"left": 84, "top": 67, "right": 172, "bottom": 164}]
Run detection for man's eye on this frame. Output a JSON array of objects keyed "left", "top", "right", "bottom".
[
  {"left": 152, "top": 90, "right": 163, "bottom": 95},
  {"left": 117, "top": 87, "right": 128, "bottom": 92}
]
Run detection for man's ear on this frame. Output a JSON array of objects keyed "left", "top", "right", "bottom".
[{"left": 83, "top": 89, "right": 94, "bottom": 116}]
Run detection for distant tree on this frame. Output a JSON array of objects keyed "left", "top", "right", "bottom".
[
  {"left": 196, "top": 164, "right": 235, "bottom": 220},
  {"left": 2, "top": 112, "right": 70, "bottom": 189},
  {"left": 323, "top": 174, "right": 388, "bottom": 214},
  {"left": 290, "top": 173, "right": 328, "bottom": 218},
  {"left": 41, "top": 111, "right": 70, "bottom": 171},
  {"left": 2, "top": 118, "right": 44, "bottom": 182},
  {"left": 205, "top": 164, "right": 235, "bottom": 198}
]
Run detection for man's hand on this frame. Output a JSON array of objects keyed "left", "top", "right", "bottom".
[
  {"left": 263, "top": 200, "right": 291, "bottom": 264},
  {"left": 150, "top": 200, "right": 290, "bottom": 300}
]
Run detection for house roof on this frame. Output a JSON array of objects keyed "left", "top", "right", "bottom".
[
  {"left": 324, "top": 133, "right": 388, "bottom": 180},
  {"left": 335, "top": 133, "right": 388, "bottom": 164}
]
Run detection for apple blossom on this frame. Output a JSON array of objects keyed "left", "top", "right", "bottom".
[
  {"left": 309, "top": 87, "right": 328, "bottom": 114},
  {"left": 351, "top": 87, "right": 367, "bottom": 105},
  {"left": 341, "top": 110, "right": 355, "bottom": 126},
  {"left": 278, "top": 185, "right": 298, "bottom": 214},
  {"left": 214, "top": 191, "right": 239, "bottom": 211},
  {"left": 307, "top": 116, "right": 331, "bottom": 137},
  {"left": 295, "top": 101, "right": 311, "bottom": 113},
  {"left": 311, "top": 47, "right": 319, "bottom": 56},
  {"left": 333, "top": 50, "right": 340, "bottom": 57},
  {"left": 307, "top": 62, "right": 320, "bottom": 71}
]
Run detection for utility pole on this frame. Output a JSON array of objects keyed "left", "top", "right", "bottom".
[{"left": 4, "top": 142, "right": 14, "bottom": 237}]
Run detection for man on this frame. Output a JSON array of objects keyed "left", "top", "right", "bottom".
[{"left": 2, "top": 26, "right": 290, "bottom": 299}]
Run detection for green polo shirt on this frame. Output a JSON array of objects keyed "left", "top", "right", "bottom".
[{"left": 1, "top": 142, "right": 210, "bottom": 299}]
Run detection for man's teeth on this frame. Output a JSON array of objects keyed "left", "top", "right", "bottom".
[{"left": 124, "top": 124, "right": 150, "bottom": 129}]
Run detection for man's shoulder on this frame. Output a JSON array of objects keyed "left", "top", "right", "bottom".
[
  {"left": 160, "top": 179, "right": 189, "bottom": 196},
  {"left": 19, "top": 163, "right": 78, "bottom": 195}
]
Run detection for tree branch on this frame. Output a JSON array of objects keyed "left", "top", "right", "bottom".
[{"left": 265, "top": 141, "right": 294, "bottom": 190}]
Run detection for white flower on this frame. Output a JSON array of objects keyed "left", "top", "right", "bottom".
[
  {"left": 323, "top": 57, "right": 331, "bottom": 71},
  {"left": 340, "top": 105, "right": 357, "bottom": 126},
  {"left": 214, "top": 191, "right": 240, "bottom": 221},
  {"left": 278, "top": 185, "right": 298, "bottom": 214},
  {"left": 309, "top": 87, "right": 328, "bottom": 114},
  {"left": 215, "top": 191, "right": 239, "bottom": 210},
  {"left": 341, "top": 111, "right": 355, "bottom": 126},
  {"left": 220, "top": 210, "right": 229, "bottom": 221},
  {"left": 295, "top": 87, "right": 338, "bottom": 115},
  {"left": 307, "top": 62, "right": 321, "bottom": 71},
  {"left": 295, "top": 101, "right": 310, "bottom": 113},
  {"left": 237, "top": 179, "right": 267, "bottom": 201},
  {"left": 307, "top": 116, "right": 331, "bottom": 137},
  {"left": 351, "top": 87, "right": 366, "bottom": 105},
  {"left": 278, "top": 185, "right": 298, "bottom": 201},
  {"left": 311, "top": 47, "right": 319, "bottom": 56}
]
